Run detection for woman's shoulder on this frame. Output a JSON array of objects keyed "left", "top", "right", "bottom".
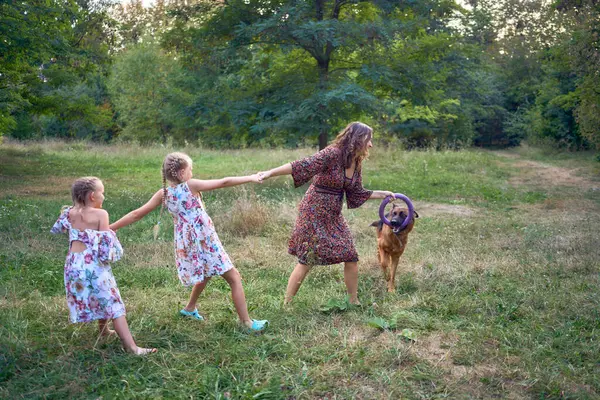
[{"left": 320, "top": 145, "right": 342, "bottom": 159}]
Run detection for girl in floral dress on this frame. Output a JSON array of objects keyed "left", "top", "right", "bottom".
[
  {"left": 51, "top": 177, "right": 156, "bottom": 355},
  {"left": 259, "top": 122, "right": 394, "bottom": 305},
  {"left": 110, "top": 153, "right": 268, "bottom": 331}
]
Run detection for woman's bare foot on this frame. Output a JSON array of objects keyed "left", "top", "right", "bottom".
[
  {"left": 349, "top": 298, "right": 362, "bottom": 306},
  {"left": 124, "top": 346, "right": 157, "bottom": 355}
]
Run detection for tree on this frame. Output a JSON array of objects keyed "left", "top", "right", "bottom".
[
  {"left": 0, "top": 0, "right": 77, "bottom": 136},
  {"left": 108, "top": 42, "right": 195, "bottom": 144},
  {"left": 164, "top": 0, "right": 463, "bottom": 149}
]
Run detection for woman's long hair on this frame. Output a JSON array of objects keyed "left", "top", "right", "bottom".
[{"left": 331, "top": 122, "right": 373, "bottom": 169}]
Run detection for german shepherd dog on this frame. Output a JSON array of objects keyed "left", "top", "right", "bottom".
[{"left": 371, "top": 204, "right": 418, "bottom": 292}]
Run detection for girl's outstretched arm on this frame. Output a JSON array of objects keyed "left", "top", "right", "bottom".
[
  {"left": 187, "top": 174, "right": 262, "bottom": 193},
  {"left": 109, "top": 190, "right": 163, "bottom": 231}
]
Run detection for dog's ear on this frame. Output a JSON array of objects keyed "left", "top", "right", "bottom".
[
  {"left": 414, "top": 211, "right": 419, "bottom": 218},
  {"left": 370, "top": 220, "right": 379, "bottom": 227}
]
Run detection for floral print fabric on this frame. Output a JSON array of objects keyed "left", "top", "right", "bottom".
[
  {"left": 165, "top": 182, "right": 233, "bottom": 286},
  {"left": 51, "top": 208, "right": 126, "bottom": 323},
  {"left": 289, "top": 146, "right": 373, "bottom": 265}
]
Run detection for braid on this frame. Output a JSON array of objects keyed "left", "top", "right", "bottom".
[
  {"left": 161, "top": 169, "right": 167, "bottom": 210},
  {"left": 162, "top": 152, "right": 192, "bottom": 184},
  {"left": 71, "top": 177, "right": 101, "bottom": 206}
]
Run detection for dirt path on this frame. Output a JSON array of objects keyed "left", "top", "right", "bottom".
[{"left": 495, "top": 151, "right": 599, "bottom": 190}]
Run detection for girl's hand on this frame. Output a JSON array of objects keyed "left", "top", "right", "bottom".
[
  {"left": 249, "top": 173, "right": 263, "bottom": 183},
  {"left": 257, "top": 171, "right": 271, "bottom": 182}
]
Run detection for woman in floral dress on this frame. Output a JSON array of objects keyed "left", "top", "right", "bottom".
[{"left": 259, "top": 122, "right": 394, "bottom": 305}]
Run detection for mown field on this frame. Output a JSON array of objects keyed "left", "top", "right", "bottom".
[{"left": 0, "top": 140, "right": 599, "bottom": 399}]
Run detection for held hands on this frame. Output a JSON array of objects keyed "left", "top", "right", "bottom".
[
  {"left": 257, "top": 171, "right": 272, "bottom": 182},
  {"left": 249, "top": 173, "right": 263, "bottom": 184}
]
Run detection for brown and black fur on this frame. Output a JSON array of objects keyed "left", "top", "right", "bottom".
[{"left": 370, "top": 204, "right": 418, "bottom": 292}]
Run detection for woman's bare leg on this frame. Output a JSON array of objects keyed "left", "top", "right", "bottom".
[
  {"left": 284, "top": 263, "right": 311, "bottom": 304},
  {"left": 343, "top": 261, "right": 360, "bottom": 305}
]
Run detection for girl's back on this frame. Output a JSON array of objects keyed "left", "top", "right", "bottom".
[{"left": 68, "top": 207, "right": 108, "bottom": 253}]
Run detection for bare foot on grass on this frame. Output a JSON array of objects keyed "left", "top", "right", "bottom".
[
  {"left": 349, "top": 298, "right": 362, "bottom": 306},
  {"left": 125, "top": 346, "right": 157, "bottom": 355}
]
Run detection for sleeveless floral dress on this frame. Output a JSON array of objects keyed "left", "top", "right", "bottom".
[
  {"left": 289, "top": 146, "right": 373, "bottom": 265},
  {"left": 51, "top": 208, "right": 126, "bottom": 323},
  {"left": 165, "top": 182, "right": 233, "bottom": 286}
]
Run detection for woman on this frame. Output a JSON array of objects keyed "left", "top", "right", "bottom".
[{"left": 259, "top": 122, "right": 394, "bottom": 305}]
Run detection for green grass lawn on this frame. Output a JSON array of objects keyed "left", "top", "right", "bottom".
[{"left": 1, "top": 141, "right": 599, "bottom": 399}]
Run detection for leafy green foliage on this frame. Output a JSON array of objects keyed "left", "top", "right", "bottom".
[
  {"left": 108, "top": 42, "right": 195, "bottom": 144},
  {"left": 2, "top": 0, "right": 598, "bottom": 153}
]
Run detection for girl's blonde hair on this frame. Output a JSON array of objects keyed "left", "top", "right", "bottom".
[
  {"left": 161, "top": 152, "right": 193, "bottom": 206},
  {"left": 331, "top": 122, "right": 373, "bottom": 169},
  {"left": 71, "top": 177, "right": 101, "bottom": 206},
  {"left": 155, "top": 153, "right": 194, "bottom": 240}
]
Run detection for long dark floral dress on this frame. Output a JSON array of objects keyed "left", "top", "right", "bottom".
[{"left": 289, "top": 146, "right": 373, "bottom": 265}]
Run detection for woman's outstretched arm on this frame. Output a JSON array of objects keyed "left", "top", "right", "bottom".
[
  {"left": 258, "top": 163, "right": 293, "bottom": 181},
  {"left": 369, "top": 190, "right": 395, "bottom": 200}
]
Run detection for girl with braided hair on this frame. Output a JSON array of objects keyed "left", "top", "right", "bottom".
[
  {"left": 110, "top": 152, "right": 268, "bottom": 331},
  {"left": 51, "top": 177, "right": 156, "bottom": 355},
  {"left": 258, "top": 122, "right": 394, "bottom": 305}
]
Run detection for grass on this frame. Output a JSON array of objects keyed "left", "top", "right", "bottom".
[{"left": 0, "top": 140, "right": 599, "bottom": 399}]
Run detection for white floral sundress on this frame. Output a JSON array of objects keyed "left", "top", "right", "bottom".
[
  {"left": 51, "top": 207, "right": 126, "bottom": 323},
  {"left": 166, "top": 182, "right": 233, "bottom": 286}
]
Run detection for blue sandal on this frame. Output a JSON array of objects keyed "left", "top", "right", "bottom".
[
  {"left": 248, "top": 319, "right": 269, "bottom": 332},
  {"left": 179, "top": 308, "right": 204, "bottom": 321}
]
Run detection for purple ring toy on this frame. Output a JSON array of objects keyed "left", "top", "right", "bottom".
[{"left": 379, "top": 193, "right": 415, "bottom": 231}]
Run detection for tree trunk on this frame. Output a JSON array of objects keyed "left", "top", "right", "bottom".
[{"left": 317, "top": 59, "right": 329, "bottom": 150}]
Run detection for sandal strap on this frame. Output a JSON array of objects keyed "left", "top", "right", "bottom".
[{"left": 250, "top": 319, "right": 269, "bottom": 331}]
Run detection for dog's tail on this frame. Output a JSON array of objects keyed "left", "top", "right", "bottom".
[{"left": 370, "top": 220, "right": 383, "bottom": 229}]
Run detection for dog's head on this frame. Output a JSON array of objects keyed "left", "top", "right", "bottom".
[
  {"left": 371, "top": 203, "right": 419, "bottom": 233},
  {"left": 389, "top": 203, "right": 418, "bottom": 233}
]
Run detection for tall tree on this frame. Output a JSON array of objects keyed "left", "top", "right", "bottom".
[
  {"left": 108, "top": 42, "right": 195, "bottom": 144},
  {"left": 165, "top": 0, "right": 462, "bottom": 149},
  {"left": 0, "top": 0, "right": 77, "bottom": 136}
]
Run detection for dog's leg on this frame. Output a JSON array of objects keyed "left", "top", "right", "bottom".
[
  {"left": 388, "top": 255, "right": 401, "bottom": 293},
  {"left": 380, "top": 250, "right": 391, "bottom": 283}
]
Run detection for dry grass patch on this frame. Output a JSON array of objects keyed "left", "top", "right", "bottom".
[
  {"left": 213, "top": 187, "right": 274, "bottom": 237},
  {"left": 414, "top": 202, "right": 477, "bottom": 218},
  {"left": 121, "top": 241, "right": 174, "bottom": 269},
  {"left": 508, "top": 160, "right": 598, "bottom": 190},
  {"left": 415, "top": 333, "right": 528, "bottom": 399},
  {"left": 0, "top": 175, "right": 75, "bottom": 198}
]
